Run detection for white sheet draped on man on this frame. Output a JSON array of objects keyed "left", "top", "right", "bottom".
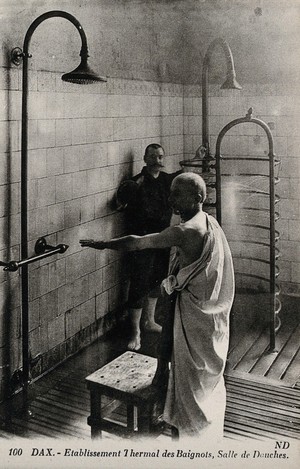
[{"left": 162, "top": 214, "right": 235, "bottom": 439}]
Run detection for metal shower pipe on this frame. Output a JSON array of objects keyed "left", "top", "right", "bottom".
[
  {"left": 180, "top": 38, "right": 241, "bottom": 176},
  {"left": 10, "top": 11, "right": 105, "bottom": 412},
  {"left": 202, "top": 38, "right": 242, "bottom": 169},
  {"left": 215, "top": 108, "right": 281, "bottom": 352}
]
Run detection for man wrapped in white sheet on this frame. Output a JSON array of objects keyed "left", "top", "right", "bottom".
[
  {"left": 80, "top": 172, "right": 235, "bottom": 439},
  {"left": 160, "top": 212, "right": 234, "bottom": 439}
]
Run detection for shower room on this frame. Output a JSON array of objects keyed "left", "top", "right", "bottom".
[{"left": 0, "top": 0, "right": 299, "bottom": 443}]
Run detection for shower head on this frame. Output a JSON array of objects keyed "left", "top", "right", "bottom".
[
  {"left": 203, "top": 38, "right": 242, "bottom": 91},
  {"left": 11, "top": 11, "right": 107, "bottom": 85},
  {"left": 221, "top": 74, "right": 242, "bottom": 90},
  {"left": 61, "top": 55, "right": 107, "bottom": 84}
]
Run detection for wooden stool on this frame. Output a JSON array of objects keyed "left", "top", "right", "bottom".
[{"left": 86, "top": 351, "right": 163, "bottom": 439}]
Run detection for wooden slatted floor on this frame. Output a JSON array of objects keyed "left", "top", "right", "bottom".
[
  {"left": 226, "top": 295, "right": 300, "bottom": 388},
  {"left": 0, "top": 323, "right": 299, "bottom": 442},
  {"left": 225, "top": 376, "right": 300, "bottom": 441}
]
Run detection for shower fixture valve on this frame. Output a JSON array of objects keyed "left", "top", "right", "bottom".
[
  {"left": 11, "top": 47, "right": 31, "bottom": 66},
  {"left": 246, "top": 107, "right": 253, "bottom": 120},
  {"left": 35, "top": 237, "right": 68, "bottom": 255}
]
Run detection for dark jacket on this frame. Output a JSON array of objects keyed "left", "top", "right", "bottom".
[{"left": 125, "top": 167, "right": 180, "bottom": 235}]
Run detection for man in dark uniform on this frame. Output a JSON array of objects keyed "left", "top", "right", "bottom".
[{"left": 117, "top": 143, "right": 180, "bottom": 350}]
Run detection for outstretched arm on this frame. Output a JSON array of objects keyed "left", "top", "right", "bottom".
[{"left": 80, "top": 225, "right": 184, "bottom": 252}]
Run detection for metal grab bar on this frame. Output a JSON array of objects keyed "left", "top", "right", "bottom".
[{"left": 0, "top": 237, "right": 68, "bottom": 272}]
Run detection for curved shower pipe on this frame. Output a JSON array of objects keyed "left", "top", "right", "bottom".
[
  {"left": 201, "top": 38, "right": 242, "bottom": 170},
  {"left": 180, "top": 38, "right": 241, "bottom": 179},
  {"left": 215, "top": 108, "right": 281, "bottom": 352},
  {"left": 180, "top": 38, "right": 242, "bottom": 213},
  {"left": 5, "top": 11, "right": 106, "bottom": 412}
]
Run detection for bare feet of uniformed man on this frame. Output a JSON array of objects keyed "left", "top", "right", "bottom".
[
  {"left": 144, "top": 320, "right": 162, "bottom": 333},
  {"left": 143, "top": 296, "right": 162, "bottom": 333},
  {"left": 127, "top": 333, "right": 141, "bottom": 351}
]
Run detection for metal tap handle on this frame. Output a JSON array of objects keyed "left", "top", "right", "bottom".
[{"left": 34, "top": 237, "right": 69, "bottom": 255}]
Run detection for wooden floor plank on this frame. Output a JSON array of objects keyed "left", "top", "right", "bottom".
[
  {"left": 249, "top": 321, "right": 299, "bottom": 378},
  {"left": 226, "top": 402, "right": 300, "bottom": 432},
  {"left": 226, "top": 369, "right": 292, "bottom": 388},
  {"left": 232, "top": 331, "right": 270, "bottom": 374},
  {"left": 58, "top": 374, "right": 88, "bottom": 387},
  {"left": 226, "top": 303, "right": 300, "bottom": 387},
  {"left": 266, "top": 324, "right": 300, "bottom": 381},
  {"left": 20, "top": 413, "right": 82, "bottom": 439},
  {"left": 227, "top": 393, "right": 300, "bottom": 419},
  {"left": 224, "top": 412, "right": 300, "bottom": 439},
  {"left": 226, "top": 374, "right": 300, "bottom": 397},
  {"left": 224, "top": 420, "right": 282, "bottom": 440},
  {"left": 226, "top": 322, "right": 263, "bottom": 371},
  {"left": 226, "top": 379, "right": 300, "bottom": 401},
  {"left": 10, "top": 416, "right": 60, "bottom": 438},
  {"left": 233, "top": 310, "right": 300, "bottom": 375},
  {"left": 226, "top": 384, "right": 300, "bottom": 409},
  {"left": 45, "top": 389, "right": 90, "bottom": 410},
  {"left": 29, "top": 400, "right": 89, "bottom": 431},
  {"left": 36, "top": 396, "right": 87, "bottom": 417},
  {"left": 56, "top": 382, "right": 90, "bottom": 398},
  {"left": 284, "top": 347, "right": 300, "bottom": 385}
]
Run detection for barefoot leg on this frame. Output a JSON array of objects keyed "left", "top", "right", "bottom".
[
  {"left": 128, "top": 308, "right": 142, "bottom": 351},
  {"left": 143, "top": 296, "right": 162, "bottom": 333}
]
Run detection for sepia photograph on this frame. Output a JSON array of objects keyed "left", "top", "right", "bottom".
[{"left": 0, "top": 0, "right": 299, "bottom": 467}]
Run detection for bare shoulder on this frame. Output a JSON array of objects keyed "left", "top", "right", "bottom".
[
  {"left": 164, "top": 224, "right": 186, "bottom": 243},
  {"left": 163, "top": 213, "right": 207, "bottom": 249},
  {"left": 185, "top": 212, "right": 207, "bottom": 232}
]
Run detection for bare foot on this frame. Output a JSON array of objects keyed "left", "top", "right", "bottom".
[
  {"left": 144, "top": 321, "right": 162, "bottom": 333},
  {"left": 127, "top": 335, "right": 141, "bottom": 351}
]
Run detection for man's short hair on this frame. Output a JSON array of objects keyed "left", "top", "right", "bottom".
[
  {"left": 144, "top": 143, "right": 164, "bottom": 157},
  {"left": 173, "top": 172, "right": 207, "bottom": 203}
]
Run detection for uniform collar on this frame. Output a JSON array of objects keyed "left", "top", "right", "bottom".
[{"left": 141, "top": 166, "right": 162, "bottom": 181}]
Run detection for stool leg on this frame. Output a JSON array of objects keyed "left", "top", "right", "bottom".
[
  {"left": 127, "top": 404, "right": 135, "bottom": 432},
  {"left": 137, "top": 403, "right": 152, "bottom": 435},
  {"left": 90, "top": 389, "right": 102, "bottom": 439},
  {"left": 91, "top": 426, "right": 102, "bottom": 439},
  {"left": 171, "top": 426, "right": 179, "bottom": 441}
]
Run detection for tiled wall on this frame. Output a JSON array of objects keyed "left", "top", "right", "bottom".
[
  {"left": 0, "top": 67, "right": 183, "bottom": 400},
  {"left": 0, "top": 62, "right": 299, "bottom": 401},
  {"left": 183, "top": 83, "right": 300, "bottom": 298}
]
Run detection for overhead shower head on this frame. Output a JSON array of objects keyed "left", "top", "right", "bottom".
[
  {"left": 11, "top": 11, "right": 107, "bottom": 85},
  {"left": 61, "top": 55, "right": 107, "bottom": 84},
  {"left": 221, "top": 74, "right": 242, "bottom": 90}
]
